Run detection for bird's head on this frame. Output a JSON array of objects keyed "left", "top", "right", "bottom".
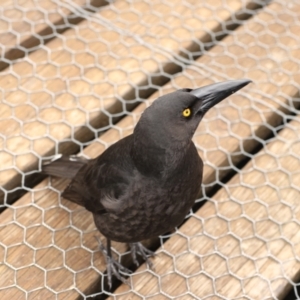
[
  {"left": 135, "top": 79, "right": 251, "bottom": 146},
  {"left": 132, "top": 79, "right": 251, "bottom": 176}
]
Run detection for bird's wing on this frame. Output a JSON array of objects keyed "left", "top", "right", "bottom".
[{"left": 62, "top": 135, "right": 134, "bottom": 215}]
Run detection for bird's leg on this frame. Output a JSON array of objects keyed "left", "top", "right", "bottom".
[
  {"left": 130, "top": 242, "right": 155, "bottom": 269},
  {"left": 97, "top": 237, "right": 131, "bottom": 289}
]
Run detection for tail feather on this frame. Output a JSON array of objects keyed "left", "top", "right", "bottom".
[{"left": 42, "top": 154, "right": 87, "bottom": 179}]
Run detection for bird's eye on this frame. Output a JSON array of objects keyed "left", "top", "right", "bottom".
[{"left": 182, "top": 108, "right": 191, "bottom": 118}]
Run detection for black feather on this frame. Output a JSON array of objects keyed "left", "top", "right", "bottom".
[{"left": 42, "top": 155, "right": 87, "bottom": 179}]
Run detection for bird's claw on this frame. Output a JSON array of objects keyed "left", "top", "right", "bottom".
[
  {"left": 96, "top": 237, "right": 131, "bottom": 289},
  {"left": 106, "top": 256, "right": 131, "bottom": 289},
  {"left": 130, "top": 242, "right": 155, "bottom": 269}
]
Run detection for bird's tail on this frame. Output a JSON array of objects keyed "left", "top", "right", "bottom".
[{"left": 42, "top": 154, "right": 87, "bottom": 179}]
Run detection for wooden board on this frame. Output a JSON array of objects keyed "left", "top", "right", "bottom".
[
  {"left": 112, "top": 115, "right": 300, "bottom": 299},
  {"left": 0, "top": 0, "right": 108, "bottom": 70},
  {"left": 0, "top": 0, "right": 260, "bottom": 204},
  {"left": 1, "top": 0, "right": 300, "bottom": 298}
]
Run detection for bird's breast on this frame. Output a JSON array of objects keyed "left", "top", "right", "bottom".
[{"left": 94, "top": 152, "right": 202, "bottom": 243}]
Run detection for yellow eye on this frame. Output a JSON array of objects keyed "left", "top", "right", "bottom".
[{"left": 182, "top": 108, "right": 191, "bottom": 117}]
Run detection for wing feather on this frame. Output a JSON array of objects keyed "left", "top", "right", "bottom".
[{"left": 62, "top": 135, "right": 134, "bottom": 215}]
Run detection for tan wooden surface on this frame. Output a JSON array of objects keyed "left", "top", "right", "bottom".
[
  {"left": 0, "top": 0, "right": 259, "bottom": 204},
  {"left": 112, "top": 116, "right": 300, "bottom": 299},
  {"left": 1, "top": 1, "right": 300, "bottom": 298},
  {"left": 0, "top": 0, "right": 108, "bottom": 69}
]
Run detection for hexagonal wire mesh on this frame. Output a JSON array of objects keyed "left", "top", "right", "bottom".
[{"left": 1, "top": 0, "right": 300, "bottom": 299}]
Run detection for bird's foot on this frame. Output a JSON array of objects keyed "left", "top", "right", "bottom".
[
  {"left": 130, "top": 242, "right": 155, "bottom": 269},
  {"left": 96, "top": 237, "right": 131, "bottom": 289},
  {"left": 105, "top": 255, "right": 131, "bottom": 289}
]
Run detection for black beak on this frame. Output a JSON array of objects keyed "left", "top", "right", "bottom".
[{"left": 190, "top": 79, "right": 252, "bottom": 113}]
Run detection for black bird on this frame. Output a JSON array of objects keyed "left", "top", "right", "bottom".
[{"left": 43, "top": 79, "right": 251, "bottom": 287}]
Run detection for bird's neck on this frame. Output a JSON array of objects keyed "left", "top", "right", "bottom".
[{"left": 132, "top": 122, "right": 190, "bottom": 177}]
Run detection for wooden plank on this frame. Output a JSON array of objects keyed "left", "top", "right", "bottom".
[
  {"left": 96, "top": 0, "right": 260, "bottom": 60},
  {"left": 111, "top": 116, "right": 300, "bottom": 300},
  {"left": 0, "top": 0, "right": 258, "bottom": 204},
  {"left": 0, "top": 0, "right": 109, "bottom": 70},
  {"left": 1, "top": 0, "right": 300, "bottom": 298}
]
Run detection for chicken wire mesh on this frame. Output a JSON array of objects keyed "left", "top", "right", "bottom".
[{"left": 1, "top": 0, "right": 300, "bottom": 299}]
